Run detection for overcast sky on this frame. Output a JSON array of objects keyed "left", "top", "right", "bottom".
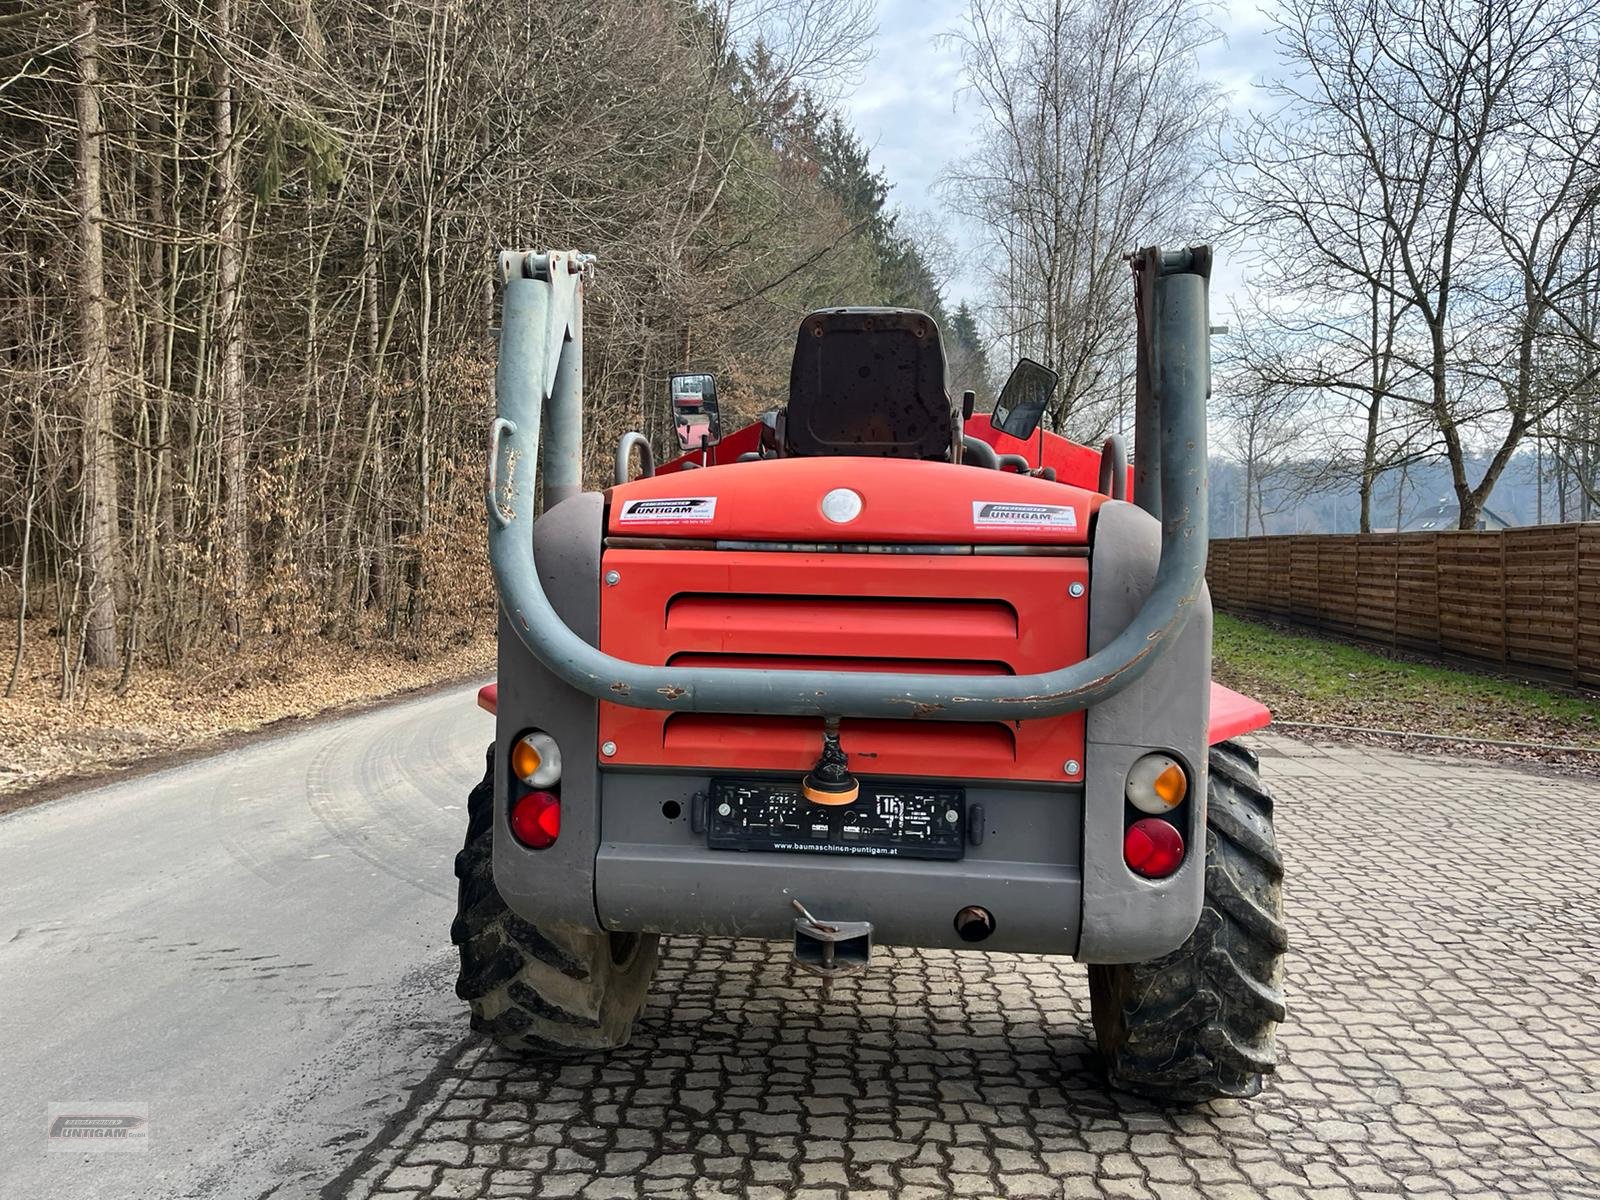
[{"left": 838, "top": 0, "right": 1283, "bottom": 320}]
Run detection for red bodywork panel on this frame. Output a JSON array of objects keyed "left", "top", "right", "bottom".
[
  {"left": 963, "top": 412, "right": 1110, "bottom": 489},
  {"left": 597, "top": 547, "right": 1088, "bottom": 782},
  {"left": 1208, "top": 682, "right": 1272, "bottom": 742},
  {"left": 485, "top": 421, "right": 1272, "bottom": 756},
  {"left": 607, "top": 457, "right": 1099, "bottom": 546},
  {"left": 654, "top": 422, "right": 765, "bottom": 474},
  {"left": 651, "top": 412, "right": 1130, "bottom": 495}
]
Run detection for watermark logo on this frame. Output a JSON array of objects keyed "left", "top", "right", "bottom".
[{"left": 47, "top": 1103, "right": 149, "bottom": 1153}]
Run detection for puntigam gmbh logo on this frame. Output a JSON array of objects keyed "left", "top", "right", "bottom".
[{"left": 46, "top": 1104, "right": 149, "bottom": 1153}]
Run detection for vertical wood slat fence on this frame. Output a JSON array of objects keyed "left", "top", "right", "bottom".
[{"left": 1207, "top": 525, "right": 1600, "bottom": 687}]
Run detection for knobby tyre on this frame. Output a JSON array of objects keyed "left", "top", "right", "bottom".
[
  {"left": 452, "top": 746, "right": 659, "bottom": 1054},
  {"left": 1088, "top": 739, "right": 1288, "bottom": 1102}
]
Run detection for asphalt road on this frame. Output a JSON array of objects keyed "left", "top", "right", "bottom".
[
  {"left": 0, "top": 684, "right": 492, "bottom": 1200},
  {"left": 4, "top": 692, "right": 1599, "bottom": 1200}
]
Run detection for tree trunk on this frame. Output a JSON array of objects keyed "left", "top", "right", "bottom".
[
  {"left": 1242, "top": 425, "right": 1257, "bottom": 538},
  {"left": 8, "top": 419, "right": 41, "bottom": 696},
  {"left": 1463, "top": 289, "right": 1544, "bottom": 531},
  {"left": 214, "top": 0, "right": 248, "bottom": 642},
  {"left": 409, "top": 7, "right": 448, "bottom": 636},
  {"left": 1358, "top": 406, "right": 1377, "bottom": 534},
  {"left": 1359, "top": 279, "right": 1382, "bottom": 533},
  {"left": 1422, "top": 317, "right": 1475, "bottom": 531},
  {"left": 74, "top": 0, "right": 120, "bottom": 669}
]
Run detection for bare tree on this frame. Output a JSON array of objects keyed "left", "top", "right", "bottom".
[
  {"left": 71, "top": 0, "right": 119, "bottom": 668},
  {"left": 1223, "top": 0, "right": 1600, "bottom": 529},
  {"left": 1220, "top": 272, "right": 1440, "bottom": 532},
  {"left": 942, "top": 0, "right": 1221, "bottom": 439},
  {"left": 1213, "top": 355, "right": 1340, "bottom": 534}
]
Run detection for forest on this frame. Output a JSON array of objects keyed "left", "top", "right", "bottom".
[
  {"left": 3, "top": 0, "right": 1600, "bottom": 725},
  {"left": 1, "top": 0, "right": 997, "bottom": 704}
]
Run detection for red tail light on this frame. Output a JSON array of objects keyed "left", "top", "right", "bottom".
[
  {"left": 509, "top": 790, "right": 561, "bottom": 849},
  {"left": 1124, "top": 818, "right": 1184, "bottom": 878}
]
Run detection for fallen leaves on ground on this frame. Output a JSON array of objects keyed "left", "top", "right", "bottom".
[{"left": 0, "top": 620, "right": 494, "bottom": 802}]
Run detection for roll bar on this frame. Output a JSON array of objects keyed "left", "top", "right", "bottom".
[{"left": 487, "top": 246, "right": 1210, "bottom": 721}]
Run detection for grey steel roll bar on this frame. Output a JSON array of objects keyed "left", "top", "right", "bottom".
[{"left": 487, "top": 246, "right": 1210, "bottom": 720}]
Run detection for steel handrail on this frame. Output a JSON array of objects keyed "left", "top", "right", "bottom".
[
  {"left": 614, "top": 431, "right": 654, "bottom": 485},
  {"left": 486, "top": 247, "right": 1210, "bottom": 720},
  {"left": 1099, "top": 434, "right": 1128, "bottom": 500}
]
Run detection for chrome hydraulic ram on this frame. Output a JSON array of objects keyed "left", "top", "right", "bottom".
[{"left": 486, "top": 246, "right": 1210, "bottom": 721}]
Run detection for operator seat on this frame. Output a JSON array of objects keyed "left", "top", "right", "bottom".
[{"left": 784, "top": 308, "right": 954, "bottom": 459}]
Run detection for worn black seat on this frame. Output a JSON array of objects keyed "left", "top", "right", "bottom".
[{"left": 784, "top": 308, "right": 953, "bottom": 459}]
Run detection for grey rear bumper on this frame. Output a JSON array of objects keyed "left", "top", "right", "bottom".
[
  {"left": 491, "top": 493, "right": 1213, "bottom": 964},
  {"left": 594, "top": 773, "right": 1081, "bottom": 954}
]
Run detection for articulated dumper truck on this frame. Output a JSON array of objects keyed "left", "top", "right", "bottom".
[{"left": 457, "top": 246, "right": 1285, "bottom": 1103}]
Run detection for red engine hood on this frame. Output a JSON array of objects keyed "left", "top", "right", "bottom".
[{"left": 605, "top": 458, "right": 1100, "bottom": 545}]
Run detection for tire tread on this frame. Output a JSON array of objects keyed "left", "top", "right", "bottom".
[
  {"left": 452, "top": 747, "right": 659, "bottom": 1056},
  {"left": 1090, "top": 739, "right": 1288, "bottom": 1103}
]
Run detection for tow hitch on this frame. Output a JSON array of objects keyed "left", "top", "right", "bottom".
[{"left": 790, "top": 900, "right": 872, "bottom": 1001}]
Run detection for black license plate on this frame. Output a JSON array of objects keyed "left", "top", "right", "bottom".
[{"left": 707, "top": 778, "right": 965, "bottom": 860}]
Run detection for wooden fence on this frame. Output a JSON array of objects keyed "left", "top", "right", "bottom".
[{"left": 1206, "top": 524, "right": 1600, "bottom": 687}]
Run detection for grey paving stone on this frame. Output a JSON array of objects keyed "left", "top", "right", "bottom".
[
  {"left": 335, "top": 735, "right": 1600, "bottom": 1200},
  {"left": 378, "top": 1165, "right": 437, "bottom": 1191}
]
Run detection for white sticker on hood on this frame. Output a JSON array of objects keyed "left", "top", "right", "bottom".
[
  {"left": 972, "top": 500, "right": 1077, "bottom": 529},
  {"left": 618, "top": 497, "right": 718, "bottom": 523}
]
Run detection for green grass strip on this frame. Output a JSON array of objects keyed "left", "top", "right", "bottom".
[{"left": 1212, "top": 614, "right": 1600, "bottom": 749}]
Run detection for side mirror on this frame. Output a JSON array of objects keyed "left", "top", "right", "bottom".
[
  {"left": 670, "top": 372, "right": 721, "bottom": 451},
  {"left": 991, "top": 358, "right": 1059, "bottom": 440},
  {"left": 962, "top": 390, "right": 976, "bottom": 421}
]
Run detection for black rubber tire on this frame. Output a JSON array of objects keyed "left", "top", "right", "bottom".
[
  {"left": 1088, "top": 739, "right": 1288, "bottom": 1103},
  {"left": 452, "top": 747, "right": 660, "bottom": 1055}
]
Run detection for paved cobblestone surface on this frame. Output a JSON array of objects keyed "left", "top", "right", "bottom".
[{"left": 339, "top": 736, "right": 1600, "bottom": 1199}]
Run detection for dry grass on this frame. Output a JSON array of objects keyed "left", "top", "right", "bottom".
[{"left": 0, "top": 618, "right": 493, "bottom": 799}]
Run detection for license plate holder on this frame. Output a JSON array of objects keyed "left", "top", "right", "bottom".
[{"left": 707, "top": 778, "right": 965, "bottom": 860}]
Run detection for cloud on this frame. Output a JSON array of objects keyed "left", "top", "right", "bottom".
[
  {"left": 840, "top": 0, "right": 1287, "bottom": 315},
  {"left": 841, "top": 0, "right": 975, "bottom": 208},
  {"left": 1201, "top": 0, "right": 1282, "bottom": 115}
]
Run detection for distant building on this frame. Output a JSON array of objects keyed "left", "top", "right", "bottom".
[{"left": 1404, "top": 497, "right": 1513, "bottom": 532}]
